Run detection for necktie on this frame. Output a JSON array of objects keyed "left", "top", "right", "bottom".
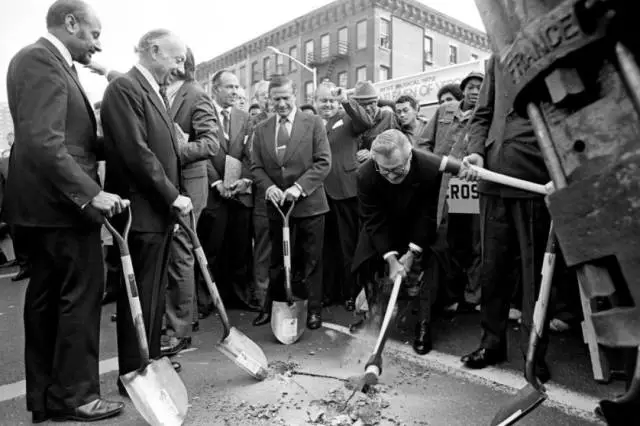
[
  {"left": 276, "top": 117, "right": 290, "bottom": 163},
  {"left": 221, "top": 109, "right": 230, "bottom": 137},
  {"left": 159, "top": 85, "right": 171, "bottom": 110}
]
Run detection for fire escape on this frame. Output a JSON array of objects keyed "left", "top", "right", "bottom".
[{"left": 307, "top": 41, "right": 350, "bottom": 83}]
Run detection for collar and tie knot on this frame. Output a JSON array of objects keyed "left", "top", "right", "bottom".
[{"left": 159, "top": 84, "right": 171, "bottom": 110}]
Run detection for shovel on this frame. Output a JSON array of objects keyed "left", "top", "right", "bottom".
[
  {"left": 176, "top": 213, "right": 268, "bottom": 380},
  {"left": 491, "top": 224, "right": 557, "bottom": 426},
  {"left": 103, "top": 208, "right": 188, "bottom": 426},
  {"left": 270, "top": 200, "right": 307, "bottom": 345}
]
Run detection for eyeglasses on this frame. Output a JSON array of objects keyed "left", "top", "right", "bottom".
[{"left": 374, "top": 152, "right": 412, "bottom": 177}]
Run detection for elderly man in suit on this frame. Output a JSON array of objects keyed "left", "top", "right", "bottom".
[
  {"left": 353, "top": 129, "right": 443, "bottom": 355},
  {"left": 101, "top": 29, "right": 192, "bottom": 390},
  {"left": 197, "top": 70, "right": 255, "bottom": 313},
  {"left": 161, "top": 48, "right": 220, "bottom": 356},
  {"left": 251, "top": 76, "right": 331, "bottom": 330},
  {"left": 315, "top": 82, "right": 361, "bottom": 311},
  {"left": 6, "top": 0, "right": 129, "bottom": 422}
]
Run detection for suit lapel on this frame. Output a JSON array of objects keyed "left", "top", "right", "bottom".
[
  {"left": 263, "top": 116, "right": 278, "bottom": 164},
  {"left": 169, "top": 82, "right": 188, "bottom": 120},
  {"left": 39, "top": 38, "right": 96, "bottom": 131},
  {"left": 230, "top": 108, "right": 243, "bottom": 145},
  {"left": 282, "top": 110, "right": 305, "bottom": 164},
  {"left": 129, "top": 67, "right": 179, "bottom": 157}
]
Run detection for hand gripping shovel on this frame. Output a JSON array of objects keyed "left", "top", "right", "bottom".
[
  {"left": 103, "top": 208, "right": 188, "bottom": 426},
  {"left": 270, "top": 200, "right": 307, "bottom": 345},
  {"left": 176, "top": 213, "right": 268, "bottom": 380},
  {"left": 491, "top": 224, "right": 557, "bottom": 426}
]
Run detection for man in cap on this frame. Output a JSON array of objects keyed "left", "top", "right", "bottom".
[{"left": 352, "top": 129, "right": 443, "bottom": 355}]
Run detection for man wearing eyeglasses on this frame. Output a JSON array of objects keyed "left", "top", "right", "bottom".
[{"left": 352, "top": 129, "right": 443, "bottom": 355}]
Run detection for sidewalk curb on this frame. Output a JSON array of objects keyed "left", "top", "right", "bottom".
[{"left": 323, "top": 322, "right": 603, "bottom": 425}]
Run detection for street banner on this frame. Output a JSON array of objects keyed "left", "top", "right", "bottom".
[{"left": 446, "top": 177, "right": 479, "bottom": 214}]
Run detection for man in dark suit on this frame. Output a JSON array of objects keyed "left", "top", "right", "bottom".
[
  {"left": 460, "top": 54, "right": 552, "bottom": 382},
  {"left": 251, "top": 76, "right": 331, "bottom": 329},
  {"left": 315, "top": 83, "right": 361, "bottom": 311},
  {"left": 101, "top": 29, "right": 193, "bottom": 387},
  {"left": 6, "top": 0, "right": 128, "bottom": 422},
  {"left": 353, "top": 129, "right": 442, "bottom": 355},
  {"left": 162, "top": 48, "right": 220, "bottom": 355},
  {"left": 197, "top": 70, "right": 255, "bottom": 312}
]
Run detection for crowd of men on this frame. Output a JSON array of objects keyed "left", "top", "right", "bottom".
[{"left": 4, "top": 0, "right": 582, "bottom": 423}]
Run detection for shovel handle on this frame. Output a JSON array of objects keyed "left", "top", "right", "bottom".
[
  {"left": 104, "top": 208, "right": 151, "bottom": 365},
  {"left": 372, "top": 275, "right": 403, "bottom": 357},
  {"left": 176, "top": 213, "right": 232, "bottom": 338},
  {"left": 272, "top": 200, "right": 296, "bottom": 303}
]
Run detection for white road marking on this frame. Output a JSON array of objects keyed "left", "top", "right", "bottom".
[{"left": 322, "top": 322, "right": 602, "bottom": 424}]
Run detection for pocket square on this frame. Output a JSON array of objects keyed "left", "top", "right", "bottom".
[{"left": 332, "top": 119, "right": 344, "bottom": 130}]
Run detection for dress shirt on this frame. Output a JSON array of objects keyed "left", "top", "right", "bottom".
[
  {"left": 43, "top": 33, "right": 73, "bottom": 67},
  {"left": 166, "top": 80, "right": 184, "bottom": 108},
  {"left": 134, "top": 63, "right": 162, "bottom": 102},
  {"left": 274, "top": 107, "right": 296, "bottom": 144},
  {"left": 212, "top": 100, "right": 232, "bottom": 140}
]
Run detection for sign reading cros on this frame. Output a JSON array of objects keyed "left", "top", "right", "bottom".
[{"left": 446, "top": 178, "right": 479, "bottom": 214}]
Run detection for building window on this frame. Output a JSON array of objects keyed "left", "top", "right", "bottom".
[
  {"left": 337, "top": 71, "right": 348, "bottom": 88},
  {"left": 239, "top": 65, "right": 246, "bottom": 87},
  {"left": 356, "top": 20, "right": 367, "bottom": 50},
  {"left": 263, "top": 56, "right": 272, "bottom": 80},
  {"left": 424, "top": 35, "right": 434, "bottom": 66},
  {"left": 471, "top": 53, "right": 479, "bottom": 61},
  {"left": 378, "top": 65, "right": 390, "bottom": 81},
  {"left": 289, "top": 46, "right": 298, "bottom": 72},
  {"left": 338, "top": 27, "right": 348, "bottom": 54},
  {"left": 275, "top": 55, "right": 284, "bottom": 75},
  {"left": 304, "top": 81, "right": 314, "bottom": 102},
  {"left": 251, "top": 61, "right": 259, "bottom": 83},
  {"left": 380, "top": 18, "right": 391, "bottom": 49},
  {"left": 320, "top": 34, "right": 330, "bottom": 60},
  {"left": 305, "top": 40, "right": 314, "bottom": 64},
  {"left": 356, "top": 66, "right": 367, "bottom": 83},
  {"left": 449, "top": 45, "right": 458, "bottom": 64}
]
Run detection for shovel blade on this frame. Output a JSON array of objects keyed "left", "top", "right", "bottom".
[
  {"left": 216, "top": 327, "right": 269, "bottom": 380},
  {"left": 491, "top": 384, "right": 546, "bottom": 426},
  {"left": 121, "top": 357, "right": 188, "bottom": 426},
  {"left": 271, "top": 299, "right": 307, "bottom": 345}
]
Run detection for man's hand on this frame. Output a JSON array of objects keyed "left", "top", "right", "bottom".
[
  {"left": 459, "top": 153, "right": 484, "bottom": 182},
  {"left": 356, "top": 149, "right": 370, "bottom": 163},
  {"left": 90, "top": 191, "right": 130, "bottom": 217},
  {"left": 214, "top": 182, "right": 233, "bottom": 198},
  {"left": 84, "top": 61, "right": 108, "bottom": 77},
  {"left": 282, "top": 185, "right": 302, "bottom": 204},
  {"left": 266, "top": 185, "right": 284, "bottom": 205},
  {"left": 398, "top": 250, "right": 415, "bottom": 273},
  {"left": 330, "top": 87, "right": 347, "bottom": 103},
  {"left": 228, "top": 179, "right": 251, "bottom": 195},
  {"left": 387, "top": 255, "right": 408, "bottom": 282},
  {"left": 172, "top": 195, "right": 193, "bottom": 215}
]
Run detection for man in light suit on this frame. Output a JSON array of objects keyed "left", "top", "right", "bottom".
[
  {"left": 162, "top": 48, "right": 220, "bottom": 355},
  {"left": 315, "top": 83, "right": 361, "bottom": 311},
  {"left": 197, "top": 70, "right": 255, "bottom": 313},
  {"left": 101, "top": 29, "right": 193, "bottom": 390},
  {"left": 6, "top": 0, "right": 128, "bottom": 422},
  {"left": 251, "top": 76, "right": 331, "bottom": 329}
]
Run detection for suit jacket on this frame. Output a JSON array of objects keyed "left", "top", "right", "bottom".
[
  {"left": 207, "top": 105, "right": 253, "bottom": 208},
  {"left": 170, "top": 81, "right": 219, "bottom": 214},
  {"left": 466, "top": 55, "right": 549, "bottom": 198},
  {"left": 353, "top": 149, "right": 442, "bottom": 272},
  {"left": 251, "top": 110, "right": 331, "bottom": 219},
  {"left": 323, "top": 111, "right": 360, "bottom": 200},
  {"left": 101, "top": 67, "right": 181, "bottom": 232},
  {"left": 4, "top": 37, "right": 102, "bottom": 228}
]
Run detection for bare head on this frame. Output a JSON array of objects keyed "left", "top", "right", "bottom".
[
  {"left": 46, "top": 0, "right": 102, "bottom": 65},
  {"left": 370, "top": 129, "right": 413, "bottom": 184},
  {"left": 211, "top": 70, "right": 240, "bottom": 108},
  {"left": 315, "top": 82, "right": 339, "bottom": 119},
  {"left": 269, "top": 76, "right": 297, "bottom": 119},
  {"left": 394, "top": 95, "right": 419, "bottom": 127},
  {"left": 170, "top": 46, "right": 195, "bottom": 83},
  {"left": 135, "top": 29, "right": 187, "bottom": 84}
]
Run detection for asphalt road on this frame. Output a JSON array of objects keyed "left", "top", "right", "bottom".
[{"left": 0, "top": 267, "right": 618, "bottom": 425}]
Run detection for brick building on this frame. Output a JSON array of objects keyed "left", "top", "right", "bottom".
[{"left": 195, "top": 0, "right": 491, "bottom": 103}]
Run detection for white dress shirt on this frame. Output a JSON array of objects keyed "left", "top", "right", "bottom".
[
  {"left": 166, "top": 80, "right": 184, "bottom": 108},
  {"left": 212, "top": 100, "right": 232, "bottom": 141},
  {"left": 43, "top": 32, "right": 73, "bottom": 67},
  {"left": 134, "top": 63, "right": 162, "bottom": 102}
]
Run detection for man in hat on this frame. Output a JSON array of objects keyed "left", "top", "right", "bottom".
[{"left": 417, "top": 71, "right": 484, "bottom": 316}]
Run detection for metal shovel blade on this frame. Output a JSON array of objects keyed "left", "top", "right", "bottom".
[
  {"left": 491, "top": 384, "right": 546, "bottom": 426},
  {"left": 216, "top": 327, "right": 269, "bottom": 380},
  {"left": 271, "top": 299, "right": 308, "bottom": 345},
  {"left": 120, "top": 357, "right": 188, "bottom": 426}
]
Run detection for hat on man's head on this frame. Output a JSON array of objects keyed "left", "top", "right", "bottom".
[
  {"left": 352, "top": 80, "right": 379, "bottom": 101},
  {"left": 460, "top": 71, "right": 485, "bottom": 92}
]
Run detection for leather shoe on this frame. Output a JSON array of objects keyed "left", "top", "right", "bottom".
[
  {"left": 307, "top": 313, "right": 322, "bottom": 330},
  {"left": 413, "top": 321, "right": 432, "bottom": 355},
  {"left": 344, "top": 298, "right": 355, "bottom": 312},
  {"left": 12, "top": 267, "right": 30, "bottom": 282},
  {"left": 49, "top": 398, "right": 123, "bottom": 422},
  {"left": 252, "top": 312, "right": 270, "bottom": 326},
  {"left": 535, "top": 360, "right": 551, "bottom": 384},
  {"left": 31, "top": 410, "right": 49, "bottom": 424},
  {"left": 461, "top": 347, "right": 507, "bottom": 369},
  {"left": 161, "top": 336, "right": 191, "bottom": 357}
]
